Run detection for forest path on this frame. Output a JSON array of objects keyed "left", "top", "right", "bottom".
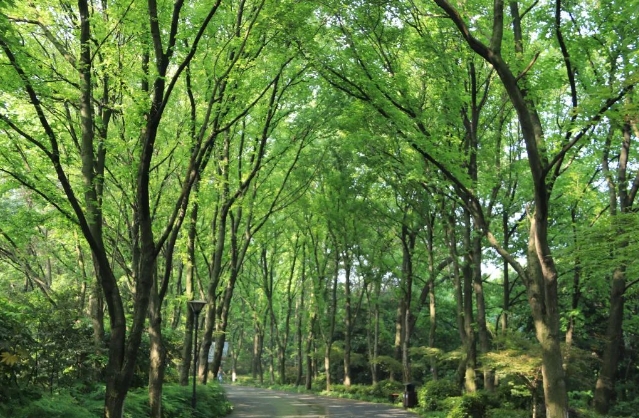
[{"left": 222, "top": 384, "right": 419, "bottom": 417}]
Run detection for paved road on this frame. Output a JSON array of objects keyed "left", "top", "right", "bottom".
[{"left": 223, "top": 385, "right": 419, "bottom": 417}]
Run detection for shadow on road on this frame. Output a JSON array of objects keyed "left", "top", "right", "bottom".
[{"left": 223, "top": 385, "right": 419, "bottom": 417}]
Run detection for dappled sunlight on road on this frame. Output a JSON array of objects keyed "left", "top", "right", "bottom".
[{"left": 224, "top": 385, "right": 419, "bottom": 417}]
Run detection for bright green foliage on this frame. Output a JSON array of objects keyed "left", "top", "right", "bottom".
[
  {"left": 7, "top": 391, "right": 93, "bottom": 418},
  {"left": 446, "top": 392, "right": 490, "bottom": 418},
  {"left": 0, "top": 0, "right": 638, "bottom": 416},
  {"left": 418, "top": 378, "right": 461, "bottom": 411},
  {"left": 0, "top": 383, "right": 230, "bottom": 418},
  {"left": 487, "top": 409, "right": 530, "bottom": 418}
]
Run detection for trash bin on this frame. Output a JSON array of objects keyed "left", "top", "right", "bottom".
[{"left": 403, "top": 382, "right": 417, "bottom": 408}]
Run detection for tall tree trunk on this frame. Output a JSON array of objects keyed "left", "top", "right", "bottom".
[
  {"left": 368, "top": 277, "right": 381, "bottom": 385},
  {"left": 252, "top": 319, "right": 265, "bottom": 383},
  {"left": 148, "top": 272, "right": 165, "bottom": 418},
  {"left": 401, "top": 223, "right": 417, "bottom": 384},
  {"left": 462, "top": 211, "right": 477, "bottom": 393},
  {"left": 324, "top": 258, "right": 339, "bottom": 391},
  {"left": 428, "top": 275, "right": 437, "bottom": 380},
  {"left": 392, "top": 301, "right": 404, "bottom": 382},
  {"left": 594, "top": 268, "right": 625, "bottom": 414},
  {"left": 305, "top": 314, "right": 316, "bottom": 390},
  {"left": 447, "top": 213, "right": 467, "bottom": 389},
  {"left": 526, "top": 219, "right": 568, "bottom": 418},
  {"left": 564, "top": 207, "right": 581, "bottom": 371},
  {"left": 343, "top": 255, "right": 352, "bottom": 386},
  {"left": 501, "top": 211, "right": 510, "bottom": 335},
  {"left": 295, "top": 294, "right": 304, "bottom": 386},
  {"left": 595, "top": 122, "right": 634, "bottom": 414},
  {"left": 296, "top": 255, "right": 306, "bottom": 386},
  {"left": 472, "top": 231, "right": 493, "bottom": 391},
  {"left": 180, "top": 201, "right": 198, "bottom": 386},
  {"left": 429, "top": 1, "right": 572, "bottom": 413}
]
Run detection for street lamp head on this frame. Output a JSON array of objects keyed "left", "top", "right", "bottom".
[{"left": 187, "top": 299, "right": 207, "bottom": 315}]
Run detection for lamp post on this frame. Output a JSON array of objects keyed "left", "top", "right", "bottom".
[{"left": 188, "top": 299, "right": 207, "bottom": 411}]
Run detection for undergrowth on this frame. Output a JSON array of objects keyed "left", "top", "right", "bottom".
[{"left": 0, "top": 383, "right": 231, "bottom": 418}]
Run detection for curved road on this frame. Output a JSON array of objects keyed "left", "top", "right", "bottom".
[{"left": 223, "top": 385, "right": 419, "bottom": 417}]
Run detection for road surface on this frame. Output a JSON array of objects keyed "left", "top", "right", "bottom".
[{"left": 223, "top": 385, "right": 419, "bottom": 417}]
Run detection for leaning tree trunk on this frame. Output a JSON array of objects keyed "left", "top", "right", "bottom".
[{"left": 430, "top": 0, "right": 575, "bottom": 414}]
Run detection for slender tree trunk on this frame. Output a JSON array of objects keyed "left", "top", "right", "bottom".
[
  {"left": 180, "top": 202, "right": 198, "bottom": 385},
  {"left": 594, "top": 268, "right": 626, "bottom": 414},
  {"left": 89, "top": 280, "right": 105, "bottom": 349},
  {"left": 392, "top": 301, "right": 404, "bottom": 382},
  {"left": 252, "top": 326, "right": 260, "bottom": 380},
  {"left": 296, "top": 260, "right": 306, "bottom": 386},
  {"left": 447, "top": 214, "right": 467, "bottom": 389},
  {"left": 401, "top": 224, "right": 416, "bottom": 384},
  {"left": 368, "top": 278, "right": 381, "bottom": 385},
  {"left": 526, "top": 220, "right": 568, "bottom": 418},
  {"left": 324, "top": 345, "right": 332, "bottom": 390},
  {"left": 564, "top": 208, "right": 581, "bottom": 373},
  {"left": 305, "top": 314, "right": 316, "bottom": 390},
  {"left": 148, "top": 273, "right": 165, "bottom": 418},
  {"left": 269, "top": 318, "right": 276, "bottom": 384},
  {"left": 595, "top": 122, "right": 634, "bottom": 414},
  {"left": 462, "top": 212, "right": 477, "bottom": 393},
  {"left": 501, "top": 211, "right": 510, "bottom": 335},
  {"left": 323, "top": 249, "right": 339, "bottom": 391},
  {"left": 430, "top": 0, "right": 572, "bottom": 414},
  {"left": 472, "top": 232, "right": 493, "bottom": 391},
  {"left": 428, "top": 276, "right": 437, "bottom": 380},
  {"left": 343, "top": 256, "right": 352, "bottom": 386},
  {"left": 295, "top": 295, "right": 304, "bottom": 386}
]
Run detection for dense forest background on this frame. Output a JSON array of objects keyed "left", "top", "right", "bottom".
[{"left": 0, "top": 0, "right": 638, "bottom": 417}]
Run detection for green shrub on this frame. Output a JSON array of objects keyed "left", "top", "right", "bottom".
[
  {"left": 446, "top": 392, "right": 489, "bottom": 418},
  {"left": 330, "top": 384, "right": 347, "bottom": 393},
  {"left": 440, "top": 396, "right": 462, "bottom": 412},
  {"left": 2, "top": 383, "right": 231, "bottom": 418},
  {"left": 11, "top": 392, "right": 95, "bottom": 418},
  {"left": 423, "top": 412, "right": 448, "bottom": 418},
  {"left": 610, "top": 397, "right": 639, "bottom": 418},
  {"left": 124, "top": 383, "right": 232, "bottom": 418},
  {"left": 312, "top": 374, "right": 327, "bottom": 390},
  {"left": 349, "top": 384, "right": 374, "bottom": 398},
  {"left": 418, "top": 379, "right": 461, "bottom": 411},
  {"left": 488, "top": 408, "right": 530, "bottom": 418}
]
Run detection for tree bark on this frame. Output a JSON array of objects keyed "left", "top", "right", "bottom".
[
  {"left": 430, "top": 1, "right": 571, "bottom": 414},
  {"left": 367, "top": 275, "right": 381, "bottom": 385},
  {"left": 462, "top": 210, "right": 477, "bottom": 393},
  {"left": 343, "top": 254, "right": 353, "bottom": 386},
  {"left": 526, "top": 219, "right": 568, "bottom": 418},
  {"left": 296, "top": 251, "right": 306, "bottom": 386},
  {"left": 401, "top": 223, "right": 417, "bottom": 384},
  {"left": 595, "top": 122, "right": 634, "bottom": 414},
  {"left": 594, "top": 268, "right": 625, "bottom": 414},
  {"left": 148, "top": 272, "right": 165, "bottom": 418},
  {"left": 305, "top": 314, "right": 317, "bottom": 390},
  {"left": 180, "top": 201, "right": 198, "bottom": 386}
]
